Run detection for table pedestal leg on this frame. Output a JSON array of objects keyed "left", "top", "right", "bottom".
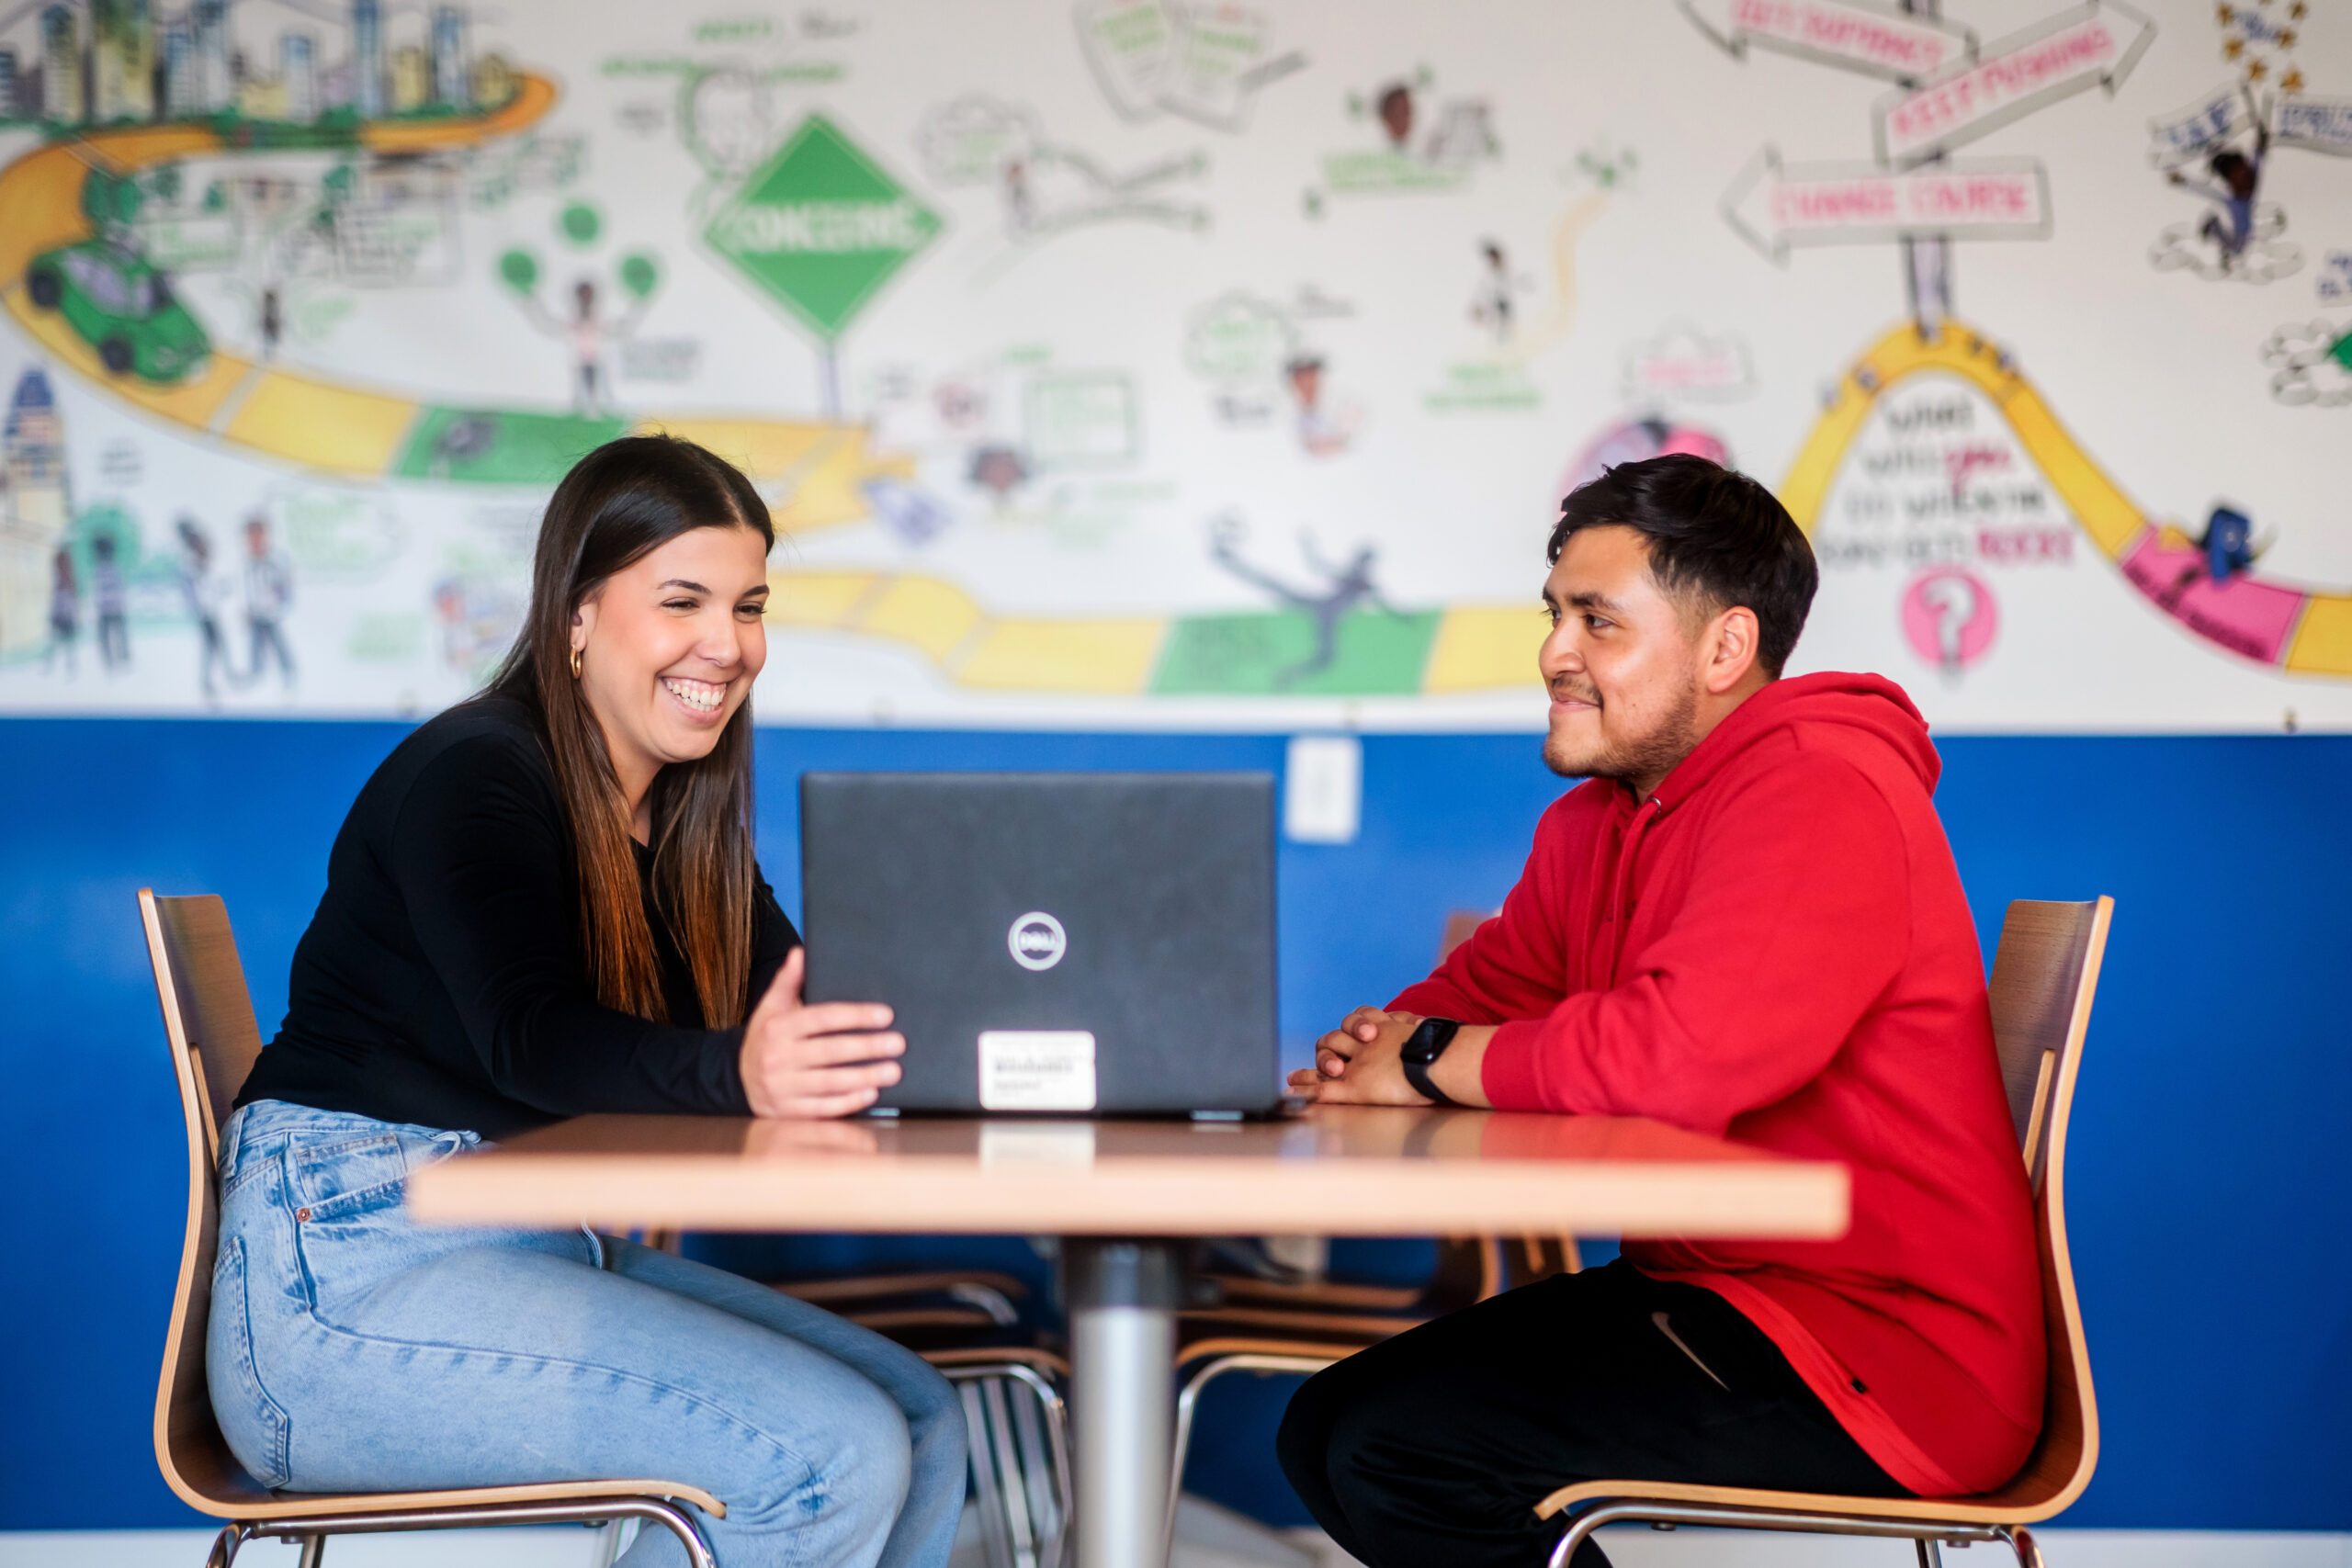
[{"left": 1065, "top": 1237, "right": 1184, "bottom": 1568}]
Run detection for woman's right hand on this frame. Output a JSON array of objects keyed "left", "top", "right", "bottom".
[{"left": 738, "top": 948, "right": 906, "bottom": 1118}]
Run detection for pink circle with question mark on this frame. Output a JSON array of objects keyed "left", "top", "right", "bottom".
[{"left": 1901, "top": 568, "right": 1998, "bottom": 671}]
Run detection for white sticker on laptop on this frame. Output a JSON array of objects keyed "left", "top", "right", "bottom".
[{"left": 978, "top": 1031, "right": 1098, "bottom": 1111}]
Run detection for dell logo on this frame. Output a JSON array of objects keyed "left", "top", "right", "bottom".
[{"left": 1008, "top": 911, "right": 1067, "bottom": 972}]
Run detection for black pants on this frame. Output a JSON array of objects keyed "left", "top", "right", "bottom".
[{"left": 1277, "top": 1259, "right": 1906, "bottom": 1567}]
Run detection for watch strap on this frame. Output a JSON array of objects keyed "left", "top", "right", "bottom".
[{"left": 1402, "top": 1018, "right": 1462, "bottom": 1106}]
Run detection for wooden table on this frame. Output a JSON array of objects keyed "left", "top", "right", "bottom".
[{"left": 410, "top": 1108, "right": 1849, "bottom": 1568}]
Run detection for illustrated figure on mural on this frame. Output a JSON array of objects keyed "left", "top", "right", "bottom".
[
  {"left": 258, "top": 286, "right": 284, "bottom": 361},
  {"left": 90, "top": 533, "right": 130, "bottom": 675},
  {"left": 2149, "top": 503, "right": 2274, "bottom": 613},
  {"left": 967, "top": 444, "right": 1032, "bottom": 506},
  {"left": 1446, "top": 142, "right": 1627, "bottom": 382},
  {"left": 243, "top": 514, "right": 297, "bottom": 691},
  {"left": 1364, "top": 76, "right": 1496, "bottom": 166},
  {"left": 176, "top": 516, "right": 237, "bottom": 705},
  {"left": 216, "top": 175, "right": 344, "bottom": 364},
  {"left": 1470, "top": 241, "right": 1532, "bottom": 345},
  {"left": 1182, "top": 287, "right": 1359, "bottom": 434},
  {"left": 2162, "top": 109, "right": 2284, "bottom": 279},
  {"left": 1372, "top": 80, "right": 1418, "bottom": 151},
  {"left": 1211, "top": 520, "right": 1399, "bottom": 688},
  {"left": 42, "top": 549, "right": 80, "bottom": 677},
  {"left": 498, "top": 231, "right": 662, "bottom": 417},
  {"left": 1303, "top": 67, "right": 1500, "bottom": 217},
  {"left": 2195, "top": 504, "right": 2263, "bottom": 588},
  {"left": 568, "top": 279, "right": 622, "bottom": 415},
  {"left": 1283, "top": 355, "right": 1357, "bottom": 457}
]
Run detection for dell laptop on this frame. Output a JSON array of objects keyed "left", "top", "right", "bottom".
[{"left": 799, "top": 772, "right": 1284, "bottom": 1117}]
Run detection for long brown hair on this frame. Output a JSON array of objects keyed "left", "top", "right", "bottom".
[{"left": 481, "top": 434, "right": 775, "bottom": 1027}]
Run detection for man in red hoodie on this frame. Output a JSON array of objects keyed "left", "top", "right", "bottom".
[{"left": 1275, "top": 455, "right": 2044, "bottom": 1567}]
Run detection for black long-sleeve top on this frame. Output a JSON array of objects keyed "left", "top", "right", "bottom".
[{"left": 236, "top": 695, "right": 798, "bottom": 1138}]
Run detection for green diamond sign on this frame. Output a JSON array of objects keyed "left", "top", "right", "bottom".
[{"left": 705, "top": 114, "right": 942, "bottom": 342}]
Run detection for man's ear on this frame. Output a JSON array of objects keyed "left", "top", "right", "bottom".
[{"left": 1704, "top": 606, "right": 1762, "bottom": 694}]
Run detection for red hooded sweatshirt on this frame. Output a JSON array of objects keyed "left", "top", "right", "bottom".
[{"left": 1391, "top": 671, "right": 2044, "bottom": 1496}]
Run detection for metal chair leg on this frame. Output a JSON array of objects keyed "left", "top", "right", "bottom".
[
  {"left": 634, "top": 1498, "right": 718, "bottom": 1568},
  {"left": 1166, "top": 1354, "right": 1336, "bottom": 1562},
  {"left": 1547, "top": 1501, "right": 2007, "bottom": 1568},
  {"left": 589, "top": 1516, "right": 637, "bottom": 1567},
  {"left": 249, "top": 1499, "right": 715, "bottom": 1568},
  {"left": 994, "top": 1376, "right": 1048, "bottom": 1568},
  {"left": 295, "top": 1536, "right": 327, "bottom": 1568},
  {"left": 1013, "top": 1365, "right": 1074, "bottom": 1568},
  {"left": 941, "top": 1361, "right": 1074, "bottom": 1568},
  {"left": 1548, "top": 1507, "right": 1609, "bottom": 1568},
  {"left": 1006, "top": 1377, "right": 1065, "bottom": 1562},
  {"left": 1918, "top": 1541, "right": 1945, "bottom": 1568},
  {"left": 960, "top": 1378, "right": 1015, "bottom": 1568},
  {"left": 204, "top": 1524, "right": 249, "bottom": 1568},
  {"left": 2005, "top": 1526, "right": 2046, "bottom": 1568}
]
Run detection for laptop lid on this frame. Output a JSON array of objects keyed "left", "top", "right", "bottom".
[{"left": 800, "top": 772, "right": 1281, "bottom": 1116}]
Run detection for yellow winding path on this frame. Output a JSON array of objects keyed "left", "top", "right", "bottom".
[{"left": 0, "top": 76, "right": 907, "bottom": 529}]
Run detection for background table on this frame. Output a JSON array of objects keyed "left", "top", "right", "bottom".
[{"left": 410, "top": 1108, "right": 1849, "bottom": 1568}]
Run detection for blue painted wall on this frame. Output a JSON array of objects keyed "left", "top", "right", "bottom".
[{"left": 2, "top": 718, "right": 2345, "bottom": 1530}]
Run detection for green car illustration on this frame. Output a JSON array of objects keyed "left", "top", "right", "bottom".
[{"left": 25, "top": 242, "right": 210, "bottom": 384}]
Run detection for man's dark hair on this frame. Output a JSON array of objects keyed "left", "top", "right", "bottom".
[{"left": 1547, "top": 454, "right": 1818, "bottom": 678}]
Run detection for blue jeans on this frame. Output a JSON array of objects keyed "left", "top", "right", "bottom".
[{"left": 210, "top": 1100, "right": 967, "bottom": 1568}]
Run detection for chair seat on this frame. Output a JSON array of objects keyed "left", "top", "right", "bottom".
[
  {"left": 1174, "top": 1330, "right": 1385, "bottom": 1373},
  {"left": 777, "top": 1269, "right": 1031, "bottom": 1308},
  {"left": 1180, "top": 1303, "right": 1435, "bottom": 1341},
  {"left": 169, "top": 1462, "right": 725, "bottom": 1523},
  {"left": 1199, "top": 1272, "right": 1425, "bottom": 1314},
  {"left": 922, "top": 1343, "right": 1072, "bottom": 1381},
  {"left": 1534, "top": 1472, "right": 2074, "bottom": 1529}
]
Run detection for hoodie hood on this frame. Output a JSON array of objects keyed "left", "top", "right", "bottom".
[{"left": 1646, "top": 671, "right": 1939, "bottom": 809}]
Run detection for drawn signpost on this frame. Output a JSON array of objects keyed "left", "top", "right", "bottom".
[{"left": 1697, "top": 0, "right": 2153, "bottom": 325}]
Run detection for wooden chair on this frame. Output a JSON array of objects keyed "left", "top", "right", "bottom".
[
  {"left": 1533, "top": 896, "right": 2114, "bottom": 1568},
  {"left": 141, "top": 890, "right": 723, "bottom": 1568},
  {"left": 1193, "top": 910, "right": 1549, "bottom": 1323},
  {"left": 1170, "top": 907, "right": 1588, "bottom": 1532},
  {"left": 1165, "top": 1236, "right": 1568, "bottom": 1557},
  {"left": 934, "top": 1348, "right": 1074, "bottom": 1568}
]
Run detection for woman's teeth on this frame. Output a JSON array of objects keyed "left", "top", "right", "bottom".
[{"left": 662, "top": 676, "right": 725, "bottom": 714}]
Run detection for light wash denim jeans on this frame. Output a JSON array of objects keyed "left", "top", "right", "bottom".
[{"left": 210, "top": 1099, "right": 967, "bottom": 1568}]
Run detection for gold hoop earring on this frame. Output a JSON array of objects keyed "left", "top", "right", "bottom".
[{"left": 569, "top": 646, "right": 583, "bottom": 679}]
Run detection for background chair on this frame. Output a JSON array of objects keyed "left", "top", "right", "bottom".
[
  {"left": 1170, "top": 908, "right": 1587, "bottom": 1536},
  {"left": 141, "top": 889, "right": 723, "bottom": 1568},
  {"left": 1533, "top": 896, "right": 2114, "bottom": 1568}
]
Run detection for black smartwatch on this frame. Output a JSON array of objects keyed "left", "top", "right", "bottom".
[{"left": 1400, "top": 1017, "right": 1463, "bottom": 1106}]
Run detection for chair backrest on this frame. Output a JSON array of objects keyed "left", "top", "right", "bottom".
[
  {"left": 1428, "top": 911, "right": 1574, "bottom": 1303},
  {"left": 141, "top": 888, "right": 274, "bottom": 1511},
  {"left": 1979, "top": 897, "right": 2112, "bottom": 1513},
  {"left": 1423, "top": 1235, "right": 1504, "bottom": 1312},
  {"left": 1436, "top": 909, "right": 1490, "bottom": 963},
  {"left": 1502, "top": 1234, "right": 1583, "bottom": 1291}
]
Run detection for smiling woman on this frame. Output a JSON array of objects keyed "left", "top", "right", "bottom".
[
  {"left": 211, "top": 435, "right": 967, "bottom": 1568},
  {"left": 497, "top": 436, "right": 777, "bottom": 1029}
]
